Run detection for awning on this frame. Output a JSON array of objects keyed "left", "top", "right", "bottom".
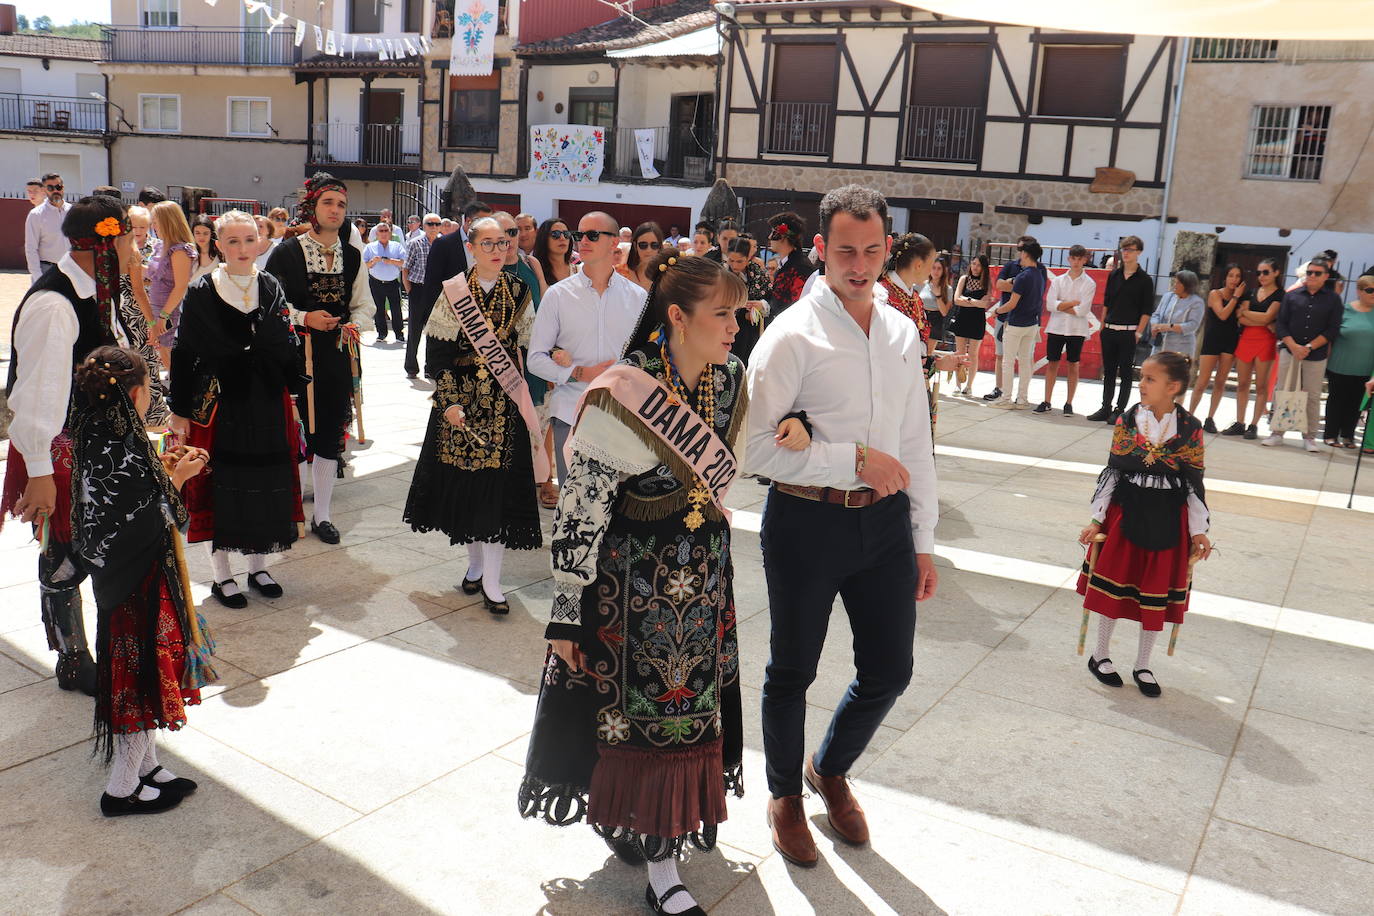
[
  {"left": 904, "top": 0, "right": 1374, "bottom": 39},
  {"left": 606, "top": 26, "right": 718, "bottom": 59}
]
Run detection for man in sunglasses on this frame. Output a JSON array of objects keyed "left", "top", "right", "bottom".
[
  {"left": 1265, "top": 258, "right": 1344, "bottom": 451},
  {"left": 412, "top": 201, "right": 492, "bottom": 378},
  {"left": 24, "top": 172, "right": 72, "bottom": 282},
  {"left": 528, "top": 212, "right": 643, "bottom": 483}
]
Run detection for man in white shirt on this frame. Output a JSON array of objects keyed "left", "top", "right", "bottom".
[
  {"left": 5, "top": 195, "right": 133, "bottom": 696},
  {"left": 746, "top": 185, "right": 939, "bottom": 867},
  {"left": 1037, "top": 244, "right": 1098, "bottom": 415},
  {"left": 25, "top": 172, "right": 72, "bottom": 281},
  {"left": 528, "top": 211, "right": 643, "bottom": 482},
  {"left": 25, "top": 178, "right": 44, "bottom": 208},
  {"left": 403, "top": 214, "right": 423, "bottom": 242},
  {"left": 363, "top": 222, "right": 407, "bottom": 341},
  {"left": 366, "top": 208, "right": 394, "bottom": 242}
]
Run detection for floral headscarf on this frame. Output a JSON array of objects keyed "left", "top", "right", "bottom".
[
  {"left": 67, "top": 214, "right": 129, "bottom": 337},
  {"left": 297, "top": 171, "right": 348, "bottom": 232}
]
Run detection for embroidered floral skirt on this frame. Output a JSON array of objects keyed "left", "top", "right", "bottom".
[
  {"left": 1077, "top": 502, "right": 1192, "bottom": 631},
  {"left": 519, "top": 509, "right": 743, "bottom": 851},
  {"left": 100, "top": 566, "right": 200, "bottom": 736}
]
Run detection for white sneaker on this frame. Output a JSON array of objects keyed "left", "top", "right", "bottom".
[
  {"left": 1013, "top": 399, "right": 1030, "bottom": 408},
  {"left": 1261, "top": 434, "right": 1283, "bottom": 447},
  {"left": 1302, "top": 437, "right": 1322, "bottom": 453}
]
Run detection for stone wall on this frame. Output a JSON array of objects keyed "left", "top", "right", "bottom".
[{"left": 723, "top": 163, "right": 1164, "bottom": 243}]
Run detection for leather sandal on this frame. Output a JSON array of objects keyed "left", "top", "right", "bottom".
[{"left": 538, "top": 480, "right": 559, "bottom": 509}]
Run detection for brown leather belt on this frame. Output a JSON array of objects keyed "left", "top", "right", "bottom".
[{"left": 773, "top": 482, "right": 882, "bottom": 508}]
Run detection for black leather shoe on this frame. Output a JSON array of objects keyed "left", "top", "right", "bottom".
[
  {"left": 311, "top": 519, "right": 341, "bottom": 544},
  {"left": 484, "top": 594, "right": 511, "bottom": 615},
  {"left": 1033, "top": 402, "right": 1051, "bottom": 413},
  {"left": 460, "top": 576, "right": 483, "bottom": 595},
  {"left": 395, "top": 334, "right": 405, "bottom": 342},
  {"left": 1086, "top": 406, "right": 1113, "bottom": 422},
  {"left": 55, "top": 649, "right": 97, "bottom": 696},
  {"left": 1063, "top": 403, "right": 1074, "bottom": 416},
  {"left": 1220, "top": 421, "right": 1246, "bottom": 436},
  {"left": 1088, "top": 656, "right": 1124, "bottom": 688},
  {"left": 982, "top": 387, "right": 1003, "bottom": 401},
  {"left": 1243, "top": 424, "right": 1258, "bottom": 440},
  {"left": 1203, "top": 417, "right": 1218, "bottom": 434},
  {"left": 1133, "top": 669, "right": 1162, "bottom": 698},
  {"left": 645, "top": 884, "right": 705, "bottom": 916},
  {"left": 247, "top": 571, "right": 284, "bottom": 599},
  {"left": 101, "top": 787, "right": 183, "bottom": 817},
  {"left": 211, "top": 580, "right": 248, "bottom": 609},
  {"left": 140, "top": 765, "right": 198, "bottom": 797}
]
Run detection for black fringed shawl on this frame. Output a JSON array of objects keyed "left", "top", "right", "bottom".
[{"left": 1093, "top": 404, "right": 1207, "bottom": 551}]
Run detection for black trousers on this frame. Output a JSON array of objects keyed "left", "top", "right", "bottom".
[
  {"left": 1324, "top": 370, "right": 1369, "bottom": 440},
  {"left": 404, "top": 286, "right": 436, "bottom": 376},
  {"left": 1099, "top": 328, "right": 1139, "bottom": 410},
  {"left": 760, "top": 489, "right": 918, "bottom": 797},
  {"left": 369, "top": 278, "right": 404, "bottom": 339}
]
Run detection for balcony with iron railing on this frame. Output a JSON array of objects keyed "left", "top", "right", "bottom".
[
  {"left": 606, "top": 125, "right": 714, "bottom": 183},
  {"left": 0, "top": 93, "right": 106, "bottom": 134},
  {"left": 902, "top": 105, "right": 982, "bottom": 164},
  {"left": 1191, "top": 38, "right": 1374, "bottom": 62},
  {"left": 103, "top": 26, "right": 299, "bottom": 66},
  {"left": 310, "top": 122, "right": 422, "bottom": 169},
  {"left": 764, "top": 102, "right": 832, "bottom": 156}
]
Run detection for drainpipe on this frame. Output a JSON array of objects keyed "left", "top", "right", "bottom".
[{"left": 1153, "top": 36, "right": 1190, "bottom": 291}]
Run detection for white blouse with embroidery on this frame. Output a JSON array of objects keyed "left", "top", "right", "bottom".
[{"left": 1090, "top": 407, "right": 1210, "bottom": 536}]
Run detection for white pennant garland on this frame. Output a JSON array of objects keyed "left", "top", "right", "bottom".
[
  {"left": 325, "top": 29, "right": 337, "bottom": 55},
  {"left": 216, "top": 0, "right": 425, "bottom": 60},
  {"left": 313, "top": 25, "right": 323, "bottom": 52},
  {"left": 265, "top": 7, "right": 289, "bottom": 34},
  {"left": 294, "top": 19, "right": 306, "bottom": 46}
]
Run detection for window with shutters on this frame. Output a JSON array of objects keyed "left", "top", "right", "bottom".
[
  {"left": 1037, "top": 45, "right": 1126, "bottom": 119},
  {"left": 227, "top": 98, "right": 271, "bottom": 137},
  {"left": 139, "top": 94, "right": 180, "bottom": 133},
  {"left": 905, "top": 42, "right": 988, "bottom": 163},
  {"left": 1245, "top": 104, "right": 1331, "bottom": 181},
  {"left": 766, "top": 41, "right": 838, "bottom": 155}
]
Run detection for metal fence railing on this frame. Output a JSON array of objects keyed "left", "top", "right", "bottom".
[
  {"left": 607, "top": 126, "right": 713, "bottom": 183},
  {"left": 0, "top": 92, "right": 106, "bottom": 133},
  {"left": 103, "top": 26, "right": 298, "bottom": 66},
  {"left": 310, "top": 122, "right": 422, "bottom": 168},
  {"left": 764, "top": 101, "right": 832, "bottom": 156},
  {"left": 1192, "top": 38, "right": 1374, "bottom": 63},
  {"left": 903, "top": 104, "right": 982, "bottom": 163}
]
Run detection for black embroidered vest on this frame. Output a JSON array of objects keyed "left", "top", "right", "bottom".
[{"left": 7, "top": 265, "right": 114, "bottom": 395}]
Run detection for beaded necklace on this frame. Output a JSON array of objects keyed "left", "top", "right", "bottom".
[
  {"left": 468, "top": 271, "right": 518, "bottom": 380},
  {"left": 657, "top": 330, "right": 716, "bottom": 531}
]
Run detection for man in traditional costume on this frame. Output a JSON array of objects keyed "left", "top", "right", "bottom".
[{"left": 265, "top": 172, "right": 373, "bottom": 544}]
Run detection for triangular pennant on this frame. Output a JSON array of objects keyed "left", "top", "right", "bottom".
[
  {"left": 244, "top": 0, "right": 267, "bottom": 13},
  {"left": 265, "top": 8, "right": 289, "bottom": 35},
  {"left": 294, "top": 19, "right": 306, "bottom": 46},
  {"left": 313, "top": 25, "right": 323, "bottom": 52},
  {"left": 378, "top": 42, "right": 389, "bottom": 61},
  {"left": 324, "top": 29, "right": 337, "bottom": 55}
]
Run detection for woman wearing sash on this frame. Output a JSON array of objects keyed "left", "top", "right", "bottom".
[
  {"left": 403, "top": 217, "right": 542, "bottom": 614},
  {"left": 518, "top": 250, "right": 807, "bottom": 916}
]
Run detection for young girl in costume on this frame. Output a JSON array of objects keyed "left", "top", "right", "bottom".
[
  {"left": 519, "top": 249, "right": 807, "bottom": 916},
  {"left": 1078, "top": 351, "right": 1213, "bottom": 697},
  {"left": 69, "top": 346, "right": 215, "bottom": 816}
]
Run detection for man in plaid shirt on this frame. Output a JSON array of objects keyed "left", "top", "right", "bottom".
[{"left": 402, "top": 212, "right": 442, "bottom": 377}]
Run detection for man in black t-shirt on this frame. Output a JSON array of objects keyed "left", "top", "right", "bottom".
[{"left": 1088, "top": 235, "right": 1155, "bottom": 423}]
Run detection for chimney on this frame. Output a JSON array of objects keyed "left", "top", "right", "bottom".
[{"left": 0, "top": 5, "right": 18, "bottom": 36}]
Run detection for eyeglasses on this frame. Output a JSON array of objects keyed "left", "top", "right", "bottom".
[
  {"left": 549, "top": 229, "right": 571, "bottom": 240},
  {"left": 45, "top": 184, "right": 63, "bottom": 191},
  {"left": 424, "top": 221, "right": 441, "bottom": 227},
  {"left": 636, "top": 239, "right": 661, "bottom": 251},
  {"left": 503, "top": 227, "right": 519, "bottom": 238},
  {"left": 1306, "top": 269, "right": 1327, "bottom": 277},
  {"left": 571, "top": 230, "right": 610, "bottom": 243},
  {"left": 475, "top": 238, "right": 513, "bottom": 252}
]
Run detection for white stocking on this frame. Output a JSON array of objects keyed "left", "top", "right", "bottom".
[
  {"left": 107, "top": 731, "right": 160, "bottom": 800},
  {"left": 207, "top": 547, "right": 239, "bottom": 596},
  {"left": 480, "top": 542, "right": 505, "bottom": 602},
  {"left": 247, "top": 553, "right": 268, "bottom": 575},
  {"left": 646, "top": 851, "right": 697, "bottom": 915},
  {"left": 1093, "top": 617, "right": 1117, "bottom": 675},
  {"left": 1136, "top": 629, "right": 1160, "bottom": 680},
  {"left": 464, "top": 543, "right": 485, "bottom": 583},
  {"left": 138, "top": 729, "right": 181, "bottom": 783},
  {"left": 311, "top": 457, "right": 338, "bottom": 523}
]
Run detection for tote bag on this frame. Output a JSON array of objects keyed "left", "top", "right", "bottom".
[{"left": 1270, "top": 354, "right": 1307, "bottom": 434}]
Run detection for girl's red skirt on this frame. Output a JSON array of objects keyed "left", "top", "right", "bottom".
[
  {"left": 108, "top": 568, "right": 201, "bottom": 734},
  {"left": 1076, "top": 502, "right": 1191, "bottom": 631}
]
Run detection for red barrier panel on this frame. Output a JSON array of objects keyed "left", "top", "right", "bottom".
[
  {"left": 0, "top": 198, "right": 35, "bottom": 271},
  {"left": 973, "top": 267, "right": 1109, "bottom": 379}
]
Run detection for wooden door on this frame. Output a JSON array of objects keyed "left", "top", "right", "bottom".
[
  {"left": 362, "top": 89, "right": 403, "bottom": 165},
  {"left": 1211, "top": 243, "right": 1289, "bottom": 295},
  {"left": 909, "top": 210, "right": 960, "bottom": 252}
]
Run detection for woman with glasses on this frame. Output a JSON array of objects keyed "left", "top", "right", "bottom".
[
  {"left": 1224, "top": 258, "right": 1284, "bottom": 439},
  {"left": 403, "top": 217, "right": 541, "bottom": 614},
  {"left": 1322, "top": 275, "right": 1374, "bottom": 448},
  {"left": 532, "top": 218, "right": 573, "bottom": 287},
  {"left": 765, "top": 211, "right": 815, "bottom": 320},
  {"left": 1190, "top": 264, "right": 1247, "bottom": 433},
  {"left": 620, "top": 221, "right": 664, "bottom": 290},
  {"left": 725, "top": 237, "right": 770, "bottom": 364}
]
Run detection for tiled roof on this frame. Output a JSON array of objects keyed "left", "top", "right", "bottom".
[
  {"left": 515, "top": 0, "right": 715, "bottom": 58},
  {"left": 294, "top": 52, "right": 423, "bottom": 74},
  {"left": 0, "top": 33, "right": 107, "bottom": 61}
]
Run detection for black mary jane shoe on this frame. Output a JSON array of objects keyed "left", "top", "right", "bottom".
[
  {"left": 140, "top": 765, "right": 198, "bottom": 797},
  {"left": 1088, "top": 656, "right": 1124, "bottom": 688},
  {"left": 211, "top": 580, "right": 248, "bottom": 610},
  {"left": 483, "top": 593, "right": 511, "bottom": 616},
  {"left": 311, "top": 519, "right": 341, "bottom": 545},
  {"left": 1133, "top": 669, "right": 1163, "bottom": 698},
  {"left": 460, "top": 576, "right": 483, "bottom": 596},
  {"left": 55, "top": 649, "right": 97, "bottom": 696},
  {"left": 247, "top": 571, "right": 284, "bottom": 599},
  {"left": 100, "top": 787, "right": 184, "bottom": 817},
  {"left": 645, "top": 884, "right": 705, "bottom": 916}
]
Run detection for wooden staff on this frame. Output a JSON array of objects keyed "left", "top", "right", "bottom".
[
  {"left": 304, "top": 332, "right": 316, "bottom": 435},
  {"left": 352, "top": 352, "right": 366, "bottom": 444},
  {"left": 1170, "top": 540, "right": 1209, "bottom": 656},
  {"left": 1077, "top": 533, "right": 1108, "bottom": 655}
]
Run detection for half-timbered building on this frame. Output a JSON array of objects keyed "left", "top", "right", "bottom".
[{"left": 718, "top": 0, "right": 1178, "bottom": 258}]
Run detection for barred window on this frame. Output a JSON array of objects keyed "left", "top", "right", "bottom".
[{"left": 1245, "top": 105, "right": 1330, "bottom": 181}]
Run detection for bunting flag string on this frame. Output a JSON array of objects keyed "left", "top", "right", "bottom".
[{"left": 214, "top": 0, "right": 428, "bottom": 60}]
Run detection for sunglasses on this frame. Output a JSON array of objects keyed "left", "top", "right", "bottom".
[
  {"left": 424, "top": 221, "right": 440, "bottom": 227},
  {"left": 502, "top": 227, "right": 519, "bottom": 238},
  {"left": 1306, "top": 269, "right": 1327, "bottom": 277},
  {"left": 571, "top": 230, "right": 611, "bottom": 243},
  {"left": 1363, "top": 287, "right": 1374, "bottom": 295},
  {"left": 636, "top": 239, "right": 661, "bottom": 251},
  {"left": 548, "top": 229, "right": 571, "bottom": 240},
  {"left": 475, "top": 238, "right": 513, "bottom": 252},
  {"left": 45, "top": 184, "right": 63, "bottom": 191},
  {"left": 1256, "top": 269, "right": 1273, "bottom": 275}
]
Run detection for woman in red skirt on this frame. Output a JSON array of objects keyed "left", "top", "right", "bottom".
[
  {"left": 1077, "top": 351, "right": 1213, "bottom": 697},
  {"left": 69, "top": 346, "right": 216, "bottom": 816}
]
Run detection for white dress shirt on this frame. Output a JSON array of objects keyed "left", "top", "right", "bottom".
[
  {"left": 745, "top": 280, "right": 939, "bottom": 553},
  {"left": 281, "top": 232, "right": 374, "bottom": 328},
  {"left": 1091, "top": 407, "right": 1210, "bottom": 536},
  {"left": 527, "top": 269, "right": 645, "bottom": 426},
  {"left": 1044, "top": 269, "right": 1097, "bottom": 337},
  {"left": 10, "top": 253, "right": 95, "bottom": 476},
  {"left": 24, "top": 199, "right": 72, "bottom": 281}
]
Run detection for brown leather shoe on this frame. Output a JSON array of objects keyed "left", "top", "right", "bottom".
[
  {"left": 767, "top": 795, "right": 818, "bottom": 867},
  {"left": 804, "top": 754, "right": 869, "bottom": 846}
]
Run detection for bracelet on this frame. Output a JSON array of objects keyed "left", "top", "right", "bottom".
[{"left": 856, "top": 442, "right": 867, "bottom": 476}]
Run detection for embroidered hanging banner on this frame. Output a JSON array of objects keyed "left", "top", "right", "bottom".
[
  {"left": 447, "top": 0, "right": 498, "bottom": 75},
  {"left": 529, "top": 124, "right": 605, "bottom": 184},
  {"left": 634, "top": 128, "right": 660, "bottom": 180}
]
